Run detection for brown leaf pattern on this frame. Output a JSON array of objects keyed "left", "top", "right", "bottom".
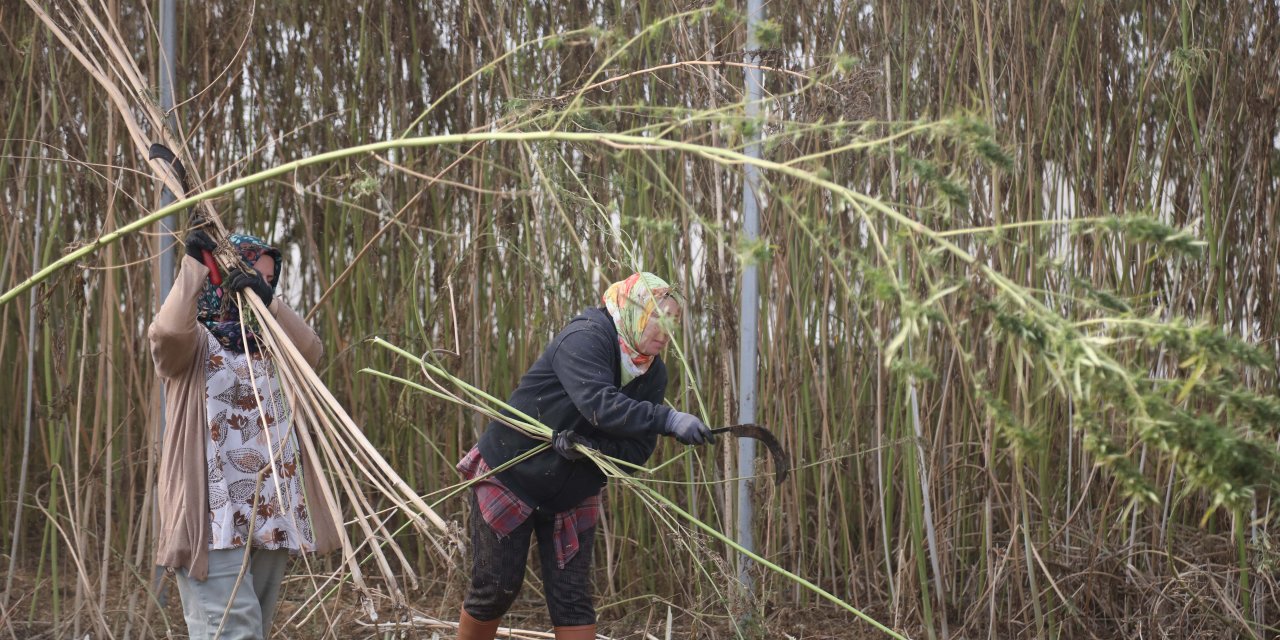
[
  {"left": 205, "top": 353, "right": 225, "bottom": 375},
  {"left": 208, "top": 485, "right": 228, "bottom": 510},
  {"left": 226, "top": 478, "right": 261, "bottom": 503},
  {"left": 203, "top": 333, "right": 312, "bottom": 552},
  {"left": 227, "top": 448, "right": 267, "bottom": 473},
  {"left": 207, "top": 457, "right": 224, "bottom": 484},
  {"left": 208, "top": 409, "right": 230, "bottom": 447}
]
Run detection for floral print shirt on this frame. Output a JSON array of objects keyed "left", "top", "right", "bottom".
[{"left": 204, "top": 332, "right": 313, "bottom": 551}]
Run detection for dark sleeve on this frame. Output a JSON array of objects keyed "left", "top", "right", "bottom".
[
  {"left": 551, "top": 325, "right": 673, "bottom": 440},
  {"left": 590, "top": 365, "right": 666, "bottom": 468}
]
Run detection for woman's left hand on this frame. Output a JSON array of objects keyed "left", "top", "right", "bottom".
[{"left": 225, "top": 269, "right": 274, "bottom": 307}]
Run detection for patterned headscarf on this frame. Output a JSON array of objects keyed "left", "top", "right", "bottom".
[
  {"left": 195, "top": 234, "right": 283, "bottom": 354},
  {"left": 601, "top": 272, "right": 678, "bottom": 386}
]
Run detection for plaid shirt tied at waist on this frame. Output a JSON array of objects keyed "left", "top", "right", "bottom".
[{"left": 457, "top": 445, "right": 600, "bottom": 568}]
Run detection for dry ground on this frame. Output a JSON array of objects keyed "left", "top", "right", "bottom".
[{"left": 1, "top": 564, "right": 888, "bottom": 639}]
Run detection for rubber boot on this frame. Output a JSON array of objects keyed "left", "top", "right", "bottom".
[
  {"left": 553, "top": 624, "right": 597, "bottom": 640},
  {"left": 457, "top": 608, "right": 501, "bottom": 640}
]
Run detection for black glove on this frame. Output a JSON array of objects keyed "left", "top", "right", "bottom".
[
  {"left": 224, "top": 268, "right": 274, "bottom": 308},
  {"left": 663, "top": 411, "right": 714, "bottom": 445},
  {"left": 184, "top": 229, "right": 217, "bottom": 262},
  {"left": 552, "top": 430, "right": 594, "bottom": 460}
]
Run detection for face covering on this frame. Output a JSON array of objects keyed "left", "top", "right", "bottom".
[
  {"left": 601, "top": 272, "right": 675, "bottom": 385},
  {"left": 195, "top": 234, "right": 282, "bottom": 354}
]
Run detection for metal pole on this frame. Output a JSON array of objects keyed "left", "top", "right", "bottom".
[
  {"left": 736, "top": 0, "right": 764, "bottom": 592},
  {"left": 153, "top": 0, "right": 177, "bottom": 601},
  {"left": 158, "top": 0, "right": 178, "bottom": 298},
  {"left": 3, "top": 194, "right": 41, "bottom": 611}
]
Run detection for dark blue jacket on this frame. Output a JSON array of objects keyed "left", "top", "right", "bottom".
[{"left": 477, "top": 306, "right": 672, "bottom": 512}]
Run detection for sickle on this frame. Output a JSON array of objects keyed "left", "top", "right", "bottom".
[
  {"left": 148, "top": 143, "right": 223, "bottom": 285},
  {"left": 708, "top": 423, "right": 790, "bottom": 485}
]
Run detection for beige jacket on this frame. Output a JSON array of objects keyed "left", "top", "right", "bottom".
[{"left": 149, "top": 255, "right": 342, "bottom": 580}]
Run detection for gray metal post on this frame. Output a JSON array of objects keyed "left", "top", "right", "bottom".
[
  {"left": 3, "top": 203, "right": 41, "bottom": 610},
  {"left": 736, "top": 0, "right": 764, "bottom": 592},
  {"left": 157, "top": 0, "right": 178, "bottom": 297},
  {"left": 153, "top": 0, "right": 177, "bottom": 601}
]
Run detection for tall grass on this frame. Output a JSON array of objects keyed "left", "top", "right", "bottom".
[{"left": 2, "top": 1, "right": 1279, "bottom": 638}]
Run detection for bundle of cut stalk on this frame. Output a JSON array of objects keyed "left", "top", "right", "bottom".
[
  {"left": 24, "top": 0, "right": 462, "bottom": 616},
  {"left": 363, "top": 338, "right": 912, "bottom": 640}
]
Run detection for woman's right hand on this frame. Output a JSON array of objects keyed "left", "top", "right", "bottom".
[
  {"left": 552, "top": 430, "right": 593, "bottom": 460},
  {"left": 184, "top": 229, "right": 217, "bottom": 262},
  {"left": 663, "top": 411, "right": 714, "bottom": 445}
]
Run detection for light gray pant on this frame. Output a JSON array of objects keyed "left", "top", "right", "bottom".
[{"left": 175, "top": 547, "right": 290, "bottom": 640}]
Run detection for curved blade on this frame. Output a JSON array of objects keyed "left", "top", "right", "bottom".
[
  {"left": 709, "top": 423, "right": 790, "bottom": 486},
  {"left": 147, "top": 142, "right": 191, "bottom": 195}
]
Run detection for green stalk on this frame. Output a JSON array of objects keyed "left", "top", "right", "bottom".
[
  {"left": 1, "top": 127, "right": 966, "bottom": 307},
  {"left": 1235, "top": 507, "right": 1252, "bottom": 636},
  {"left": 609, "top": 465, "right": 910, "bottom": 640},
  {"left": 903, "top": 417, "right": 936, "bottom": 640},
  {"left": 551, "top": 6, "right": 725, "bottom": 131},
  {"left": 365, "top": 336, "right": 911, "bottom": 639},
  {"left": 1177, "top": 0, "right": 1222, "bottom": 320},
  {"left": 1013, "top": 458, "right": 1045, "bottom": 638},
  {"left": 360, "top": 367, "right": 651, "bottom": 476},
  {"left": 399, "top": 26, "right": 597, "bottom": 138}
]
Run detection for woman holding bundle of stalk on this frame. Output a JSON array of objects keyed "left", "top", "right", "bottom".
[
  {"left": 149, "top": 228, "right": 342, "bottom": 639},
  {"left": 455, "top": 272, "right": 714, "bottom": 640}
]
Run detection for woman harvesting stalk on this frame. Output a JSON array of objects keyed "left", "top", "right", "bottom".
[
  {"left": 455, "top": 272, "right": 715, "bottom": 640},
  {"left": 149, "top": 228, "right": 342, "bottom": 639}
]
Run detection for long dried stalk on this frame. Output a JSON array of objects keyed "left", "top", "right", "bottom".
[
  {"left": 14, "top": 0, "right": 464, "bottom": 620},
  {"left": 7, "top": 3, "right": 1279, "bottom": 637}
]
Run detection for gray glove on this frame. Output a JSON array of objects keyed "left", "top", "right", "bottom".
[
  {"left": 663, "top": 411, "right": 714, "bottom": 445},
  {"left": 552, "top": 430, "right": 593, "bottom": 460}
]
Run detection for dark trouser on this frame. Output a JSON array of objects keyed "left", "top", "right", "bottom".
[{"left": 462, "top": 493, "right": 596, "bottom": 626}]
